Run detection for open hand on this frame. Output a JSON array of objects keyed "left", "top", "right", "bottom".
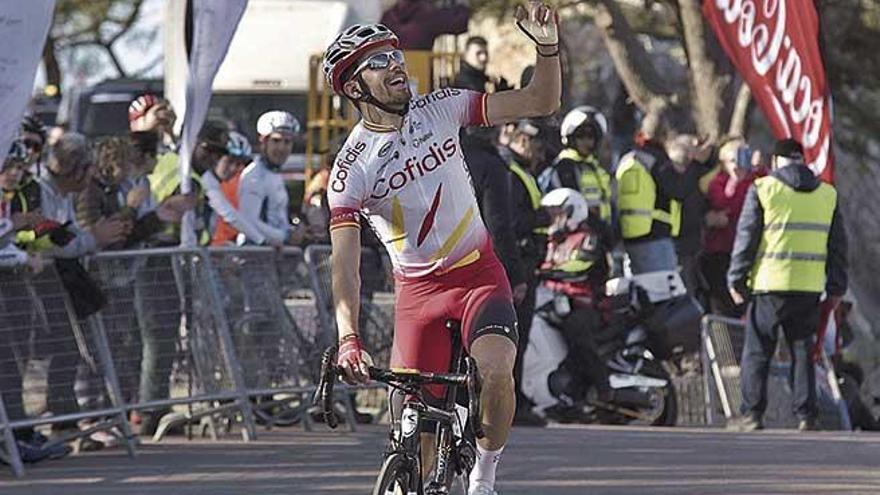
[{"left": 515, "top": 1, "right": 558, "bottom": 47}]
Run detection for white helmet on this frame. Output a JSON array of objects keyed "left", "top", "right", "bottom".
[
  {"left": 226, "top": 131, "right": 252, "bottom": 161},
  {"left": 322, "top": 23, "right": 399, "bottom": 94},
  {"left": 560, "top": 106, "right": 608, "bottom": 146},
  {"left": 541, "top": 188, "right": 590, "bottom": 231},
  {"left": 257, "top": 111, "right": 300, "bottom": 137}
]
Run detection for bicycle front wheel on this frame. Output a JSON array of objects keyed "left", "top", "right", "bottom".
[{"left": 372, "top": 452, "right": 420, "bottom": 495}]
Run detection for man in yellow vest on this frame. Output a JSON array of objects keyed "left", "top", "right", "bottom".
[
  {"left": 615, "top": 129, "right": 705, "bottom": 274},
  {"left": 727, "top": 139, "right": 848, "bottom": 432},
  {"left": 540, "top": 106, "right": 613, "bottom": 225},
  {"left": 505, "top": 120, "right": 555, "bottom": 426}
]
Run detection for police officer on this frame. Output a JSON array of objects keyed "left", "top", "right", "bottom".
[
  {"left": 539, "top": 106, "right": 613, "bottom": 225},
  {"left": 505, "top": 120, "right": 554, "bottom": 426},
  {"left": 727, "top": 139, "right": 848, "bottom": 432}
]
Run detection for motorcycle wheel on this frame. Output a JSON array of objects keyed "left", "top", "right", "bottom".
[{"left": 620, "top": 360, "right": 678, "bottom": 427}]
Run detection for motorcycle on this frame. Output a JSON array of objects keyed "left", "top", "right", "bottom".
[{"left": 522, "top": 270, "right": 703, "bottom": 426}]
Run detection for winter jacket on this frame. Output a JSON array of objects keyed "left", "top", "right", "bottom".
[{"left": 727, "top": 163, "right": 848, "bottom": 296}]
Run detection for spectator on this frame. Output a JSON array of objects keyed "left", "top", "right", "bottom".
[
  {"left": 728, "top": 139, "right": 848, "bottom": 432},
  {"left": 77, "top": 137, "right": 190, "bottom": 248},
  {"left": 701, "top": 137, "right": 762, "bottom": 316},
  {"left": 0, "top": 139, "right": 43, "bottom": 270},
  {"left": 615, "top": 120, "right": 710, "bottom": 275},
  {"left": 454, "top": 36, "right": 511, "bottom": 93},
  {"left": 238, "top": 111, "right": 301, "bottom": 246},
  {"left": 129, "top": 94, "right": 177, "bottom": 153},
  {"left": 666, "top": 134, "right": 715, "bottom": 297},
  {"left": 504, "top": 120, "right": 555, "bottom": 426},
  {"left": 380, "top": 0, "right": 470, "bottom": 50},
  {"left": 461, "top": 125, "right": 524, "bottom": 308},
  {"left": 205, "top": 131, "right": 268, "bottom": 246},
  {"left": 20, "top": 114, "right": 48, "bottom": 172}
]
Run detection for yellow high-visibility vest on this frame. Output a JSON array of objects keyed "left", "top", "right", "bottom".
[
  {"left": 615, "top": 151, "right": 681, "bottom": 240},
  {"left": 750, "top": 175, "right": 836, "bottom": 293},
  {"left": 509, "top": 160, "right": 546, "bottom": 235},
  {"left": 556, "top": 148, "right": 612, "bottom": 222}
]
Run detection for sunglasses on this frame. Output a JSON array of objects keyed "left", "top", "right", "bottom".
[{"left": 352, "top": 49, "right": 406, "bottom": 76}]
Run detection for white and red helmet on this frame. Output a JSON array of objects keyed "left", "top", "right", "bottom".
[{"left": 322, "top": 23, "right": 399, "bottom": 94}]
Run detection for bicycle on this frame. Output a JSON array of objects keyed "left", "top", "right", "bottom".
[{"left": 315, "top": 320, "right": 484, "bottom": 495}]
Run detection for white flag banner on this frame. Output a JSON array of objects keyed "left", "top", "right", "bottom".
[
  {"left": 178, "top": 0, "right": 248, "bottom": 246},
  {"left": 0, "top": 0, "right": 56, "bottom": 163}
]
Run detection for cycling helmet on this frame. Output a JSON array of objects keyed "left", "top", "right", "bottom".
[
  {"left": 541, "top": 187, "right": 589, "bottom": 231},
  {"left": 21, "top": 115, "right": 47, "bottom": 142},
  {"left": 560, "top": 106, "right": 608, "bottom": 146},
  {"left": 226, "top": 131, "right": 253, "bottom": 161},
  {"left": 322, "top": 23, "right": 399, "bottom": 94},
  {"left": 256, "top": 111, "right": 300, "bottom": 137},
  {"left": 2, "top": 139, "right": 30, "bottom": 172}
]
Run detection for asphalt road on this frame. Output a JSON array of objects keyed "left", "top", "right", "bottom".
[{"left": 3, "top": 424, "right": 880, "bottom": 495}]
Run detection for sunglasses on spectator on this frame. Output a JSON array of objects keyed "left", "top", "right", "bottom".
[{"left": 353, "top": 49, "right": 406, "bottom": 76}]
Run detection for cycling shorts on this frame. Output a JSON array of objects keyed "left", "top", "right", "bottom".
[{"left": 390, "top": 241, "right": 518, "bottom": 402}]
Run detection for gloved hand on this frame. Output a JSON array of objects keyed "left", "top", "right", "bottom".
[
  {"left": 515, "top": 1, "right": 558, "bottom": 48},
  {"left": 337, "top": 335, "right": 373, "bottom": 385}
]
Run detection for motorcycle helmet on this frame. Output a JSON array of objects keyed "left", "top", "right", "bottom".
[
  {"left": 560, "top": 106, "right": 608, "bottom": 147},
  {"left": 541, "top": 187, "right": 589, "bottom": 231}
]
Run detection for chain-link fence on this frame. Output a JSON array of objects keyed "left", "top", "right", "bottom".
[{"left": 702, "top": 314, "right": 851, "bottom": 429}]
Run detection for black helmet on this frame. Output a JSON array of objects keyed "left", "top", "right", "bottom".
[{"left": 21, "top": 115, "right": 47, "bottom": 142}]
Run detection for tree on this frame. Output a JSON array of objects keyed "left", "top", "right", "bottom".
[
  {"left": 471, "top": 0, "right": 880, "bottom": 330},
  {"left": 42, "top": 0, "right": 151, "bottom": 93}
]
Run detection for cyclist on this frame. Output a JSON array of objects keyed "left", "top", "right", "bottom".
[
  {"left": 323, "top": 3, "right": 560, "bottom": 494},
  {"left": 238, "top": 111, "right": 300, "bottom": 245}
]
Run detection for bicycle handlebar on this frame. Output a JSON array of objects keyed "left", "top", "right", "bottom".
[{"left": 314, "top": 346, "right": 484, "bottom": 439}]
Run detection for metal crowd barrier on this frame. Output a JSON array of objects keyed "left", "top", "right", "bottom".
[
  {"left": 0, "top": 263, "right": 136, "bottom": 477},
  {"left": 0, "top": 244, "right": 397, "bottom": 477},
  {"left": 701, "top": 314, "right": 851, "bottom": 430}
]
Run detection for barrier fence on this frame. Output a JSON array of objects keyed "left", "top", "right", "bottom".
[
  {"left": 0, "top": 245, "right": 395, "bottom": 477},
  {"left": 701, "top": 314, "right": 851, "bottom": 430},
  {"left": 2, "top": 247, "right": 855, "bottom": 477}
]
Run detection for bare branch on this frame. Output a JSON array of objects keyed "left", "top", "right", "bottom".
[
  {"left": 593, "top": 0, "right": 674, "bottom": 114},
  {"left": 727, "top": 82, "right": 752, "bottom": 137}
]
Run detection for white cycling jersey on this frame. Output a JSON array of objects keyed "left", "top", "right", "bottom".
[
  {"left": 238, "top": 156, "right": 291, "bottom": 245},
  {"left": 328, "top": 88, "right": 491, "bottom": 279}
]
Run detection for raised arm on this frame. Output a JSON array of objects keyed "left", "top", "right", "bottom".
[{"left": 485, "top": 1, "right": 561, "bottom": 125}]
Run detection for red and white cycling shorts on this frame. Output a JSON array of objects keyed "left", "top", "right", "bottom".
[{"left": 390, "top": 241, "right": 518, "bottom": 402}]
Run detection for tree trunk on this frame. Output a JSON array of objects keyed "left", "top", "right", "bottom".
[
  {"left": 593, "top": 0, "right": 674, "bottom": 116},
  {"left": 677, "top": 0, "right": 726, "bottom": 139},
  {"left": 42, "top": 36, "right": 62, "bottom": 93}
]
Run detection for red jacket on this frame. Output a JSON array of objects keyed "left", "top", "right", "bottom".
[
  {"left": 380, "top": 0, "right": 470, "bottom": 50},
  {"left": 703, "top": 170, "right": 761, "bottom": 254}
]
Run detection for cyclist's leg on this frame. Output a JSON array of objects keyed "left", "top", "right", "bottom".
[
  {"left": 390, "top": 278, "right": 457, "bottom": 478},
  {"left": 461, "top": 258, "right": 518, "bottom": 492}
]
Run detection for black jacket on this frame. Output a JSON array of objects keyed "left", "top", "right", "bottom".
[
  {"left": 727, "top": 163, "right": 848, "bottom": 296},
  {"left": 507, "top": 150, "right": 553, "bottom": 268},
  {"left": 461, "top": 131, "right": 525, "bottom": 287},
  {"left": 628, "top": 142, "right": 702, "bottom": 243},
  {"left": 454, "top": 61, "right": 511, "bottom": 94}
]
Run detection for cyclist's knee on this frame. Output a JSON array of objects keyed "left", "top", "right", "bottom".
[{"left": 471, "top": 334, "right": 516, "bottom": 381}]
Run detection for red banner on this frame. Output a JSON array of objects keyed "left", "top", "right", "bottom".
[{"left": 703, "top": 0, "right": 834, "bottom": 182}]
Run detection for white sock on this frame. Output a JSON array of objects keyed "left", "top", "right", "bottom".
[{"left": 469, "top": 444, "right": 504, "bottom": 489}]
